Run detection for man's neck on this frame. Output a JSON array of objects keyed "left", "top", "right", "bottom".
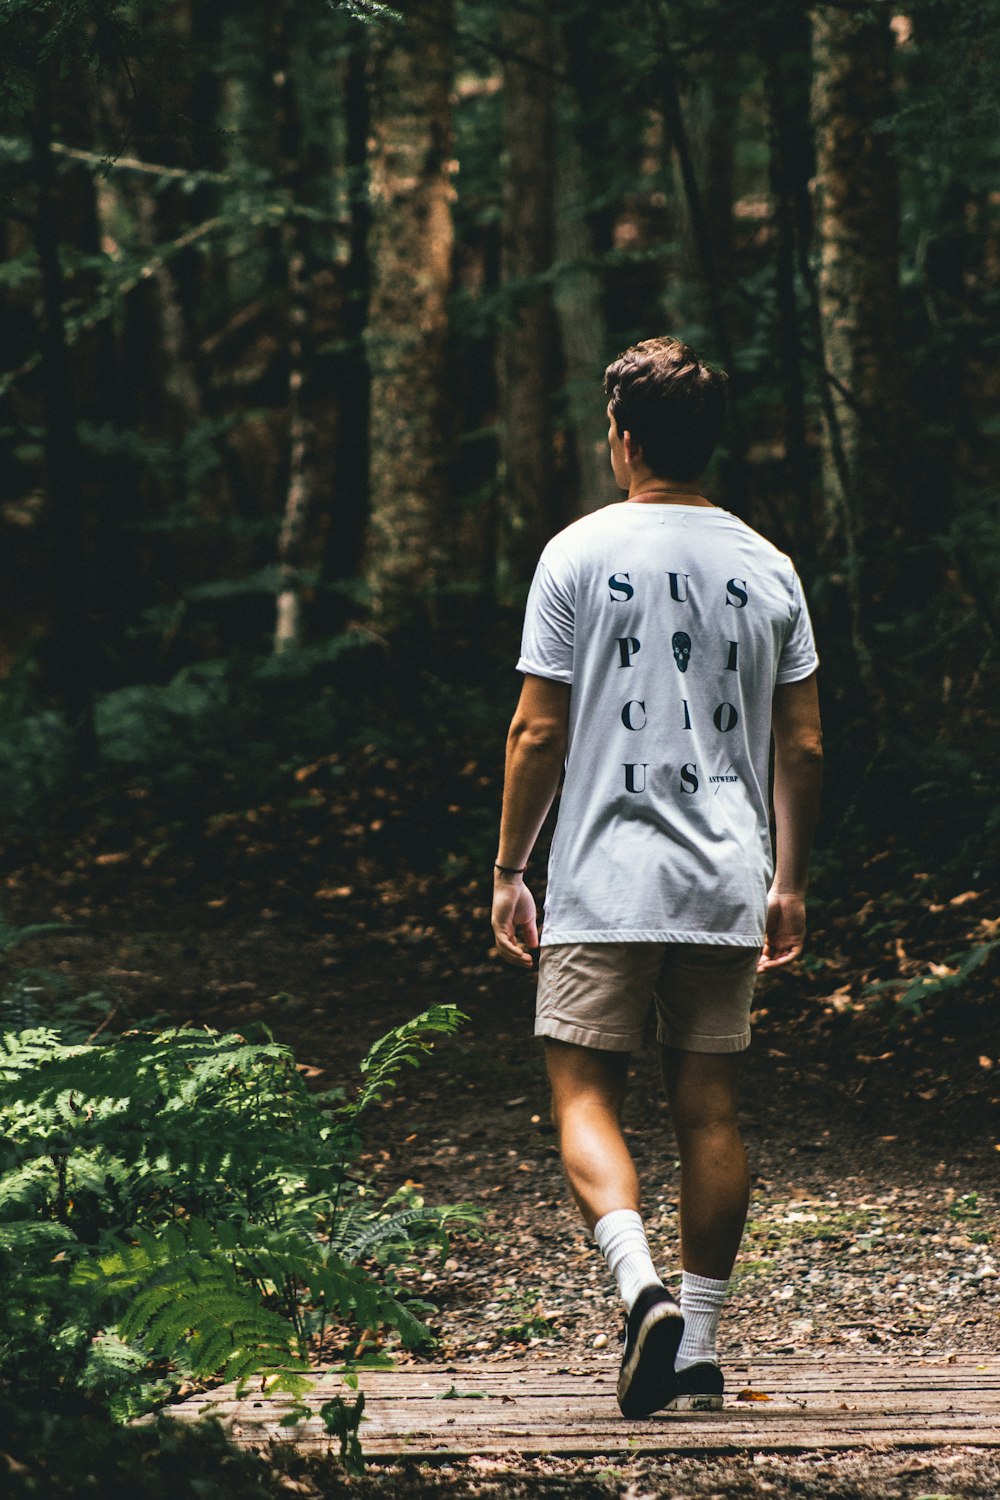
[{"left": 626, "top": 473, "right": 714, "bottom": 506}]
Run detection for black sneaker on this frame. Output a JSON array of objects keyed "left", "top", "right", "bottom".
[
  {"left": 616, "top": 1285, "right": 684, "bottom": 1418},
  {"left": 666, "top": 1360, "right": 724, "bottom": 1411}
]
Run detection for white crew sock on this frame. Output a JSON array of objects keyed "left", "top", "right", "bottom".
[
  {"left": 676, "top": 1270, "right": 728, "bottom": 1369},
  {"left": 594, "top": 1209, "right": 663, "bottom": 1312}
]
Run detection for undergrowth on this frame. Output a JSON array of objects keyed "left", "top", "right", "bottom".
[{"left": 0, "top": 978, "right": 477, "bottom": 1442}]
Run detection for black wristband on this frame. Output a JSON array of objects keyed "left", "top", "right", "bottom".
[{"left": 494, "top": 862, "right": 527, "bottom": 875}]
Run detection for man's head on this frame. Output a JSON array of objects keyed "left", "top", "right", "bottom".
[{"left": 603, "top": 337, "right": 728, "bottom": 485}]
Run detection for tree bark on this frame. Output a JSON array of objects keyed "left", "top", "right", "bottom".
[
  {"left": 655, "top": 15, "right": 751, "bottom": 516},
  {"left": 363, "top": 2, "right": 455, "bottom": 626},
  {"left": 672, "top": 9, "right": 739, "bottom": 294},
  {"left": 273, "top": 238, "right": 312, "bottom": 653},
  {"left": 554, "top": 44, "right": 611, "bottom": 518},
  {"left": 320, "top": 41, "right": 372, "bottom": 611},
  {"left": 269, "top": 3, "right": 316, "bottom": 655},
  {"left": 31, "top": 64, "right": 98, "bottom": 759},
  {"left": 497, "top": 0, "right": 559, "bottom": 583},
  {"left": 812, "top": 6, "right": 900, "bottom": 538},
  {"left": 762, "top": 2, "right": 815, "bottom": 543}
]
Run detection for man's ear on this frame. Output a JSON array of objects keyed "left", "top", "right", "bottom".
[{"left": 622, "top": 430, "right": 642, "bottom": 468}]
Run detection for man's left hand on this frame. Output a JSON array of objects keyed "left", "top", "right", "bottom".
[{"left": 492, "top": 876, "right": 539, "bottom": 969}]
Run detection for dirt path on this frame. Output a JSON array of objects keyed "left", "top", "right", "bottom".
[
  {"left": 4, "top": 818, "right": 998, "bottom": 1494},
  {"left": 23, "top": 914, "right": 999, "bottom": 1372}
]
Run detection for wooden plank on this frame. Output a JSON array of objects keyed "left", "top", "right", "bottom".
[{"left": 166, "top": 1355, "right": 1000, "bottom": 1458}]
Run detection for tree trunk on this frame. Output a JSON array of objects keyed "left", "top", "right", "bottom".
[
  {"left": 655, "top": 17, "right": 751, "bottom": 516},
  {"left": 274, "top": 238, "right": 312, "bottom": 653},
  {"left": 269, "top": 4, "right": 316, "bottom": 655},
  {"left": 554, "top": 57, "right": 611, "bottom": 518},
  {"left": 363, "top": 2, "right": 455, "bottom": 626},
  {"left": 673, "top": 14, "right": 739, "bottom": 293},
  {"left": 762, "top": 1, "right": 815, "bottom": 548},
  {"left": 31, "top": 64, "right": 97, "bottom": 759},
  {"left": 811, "top": 7, "right": 900, "bottom": 538},
  {"left": 320, "top": 41, "right": 372, "bottom": 613},
  {"left": 497, "top": 0, "right": 559, "bottom": 584}
]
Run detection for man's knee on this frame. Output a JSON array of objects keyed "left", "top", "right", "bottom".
[
  {"left": 544, "top": 1037, "right": 629, "bottom": 1126},
  {"left": 661, "top": 1045, "right": 742, "bottom": 1133}
]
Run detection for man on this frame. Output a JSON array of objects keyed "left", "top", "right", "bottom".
[{"left": 491, "top": 337, "right": 822, "bottom": 1419}]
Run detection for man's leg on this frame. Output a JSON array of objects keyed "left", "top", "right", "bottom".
[
  {"left": 660, "top": 1047, "right": 748, "bottom": 1383},
  {"left": 545, "top": 1037, "right": 682, "bottom": 1417},
  {"left": 660, "top": 1047, "right": 748, "bottom": 1276},
  {"left": 543, "top": 1037, "right": 635, "bottom": 1230}
]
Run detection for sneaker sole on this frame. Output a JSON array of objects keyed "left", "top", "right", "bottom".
[
  {"left": 666, "top": 1392, "right": 724, "bottom": 1412},
  {"left": 617, "top": 1304, "right": 684, "bottom": 1419}
]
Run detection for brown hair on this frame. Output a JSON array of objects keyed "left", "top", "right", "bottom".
[{"left": 603, "top": 336, "right": 728, "bottom": 481}]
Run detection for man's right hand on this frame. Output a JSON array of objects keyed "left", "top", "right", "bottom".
[{"left": 757, "top": 890, "right": 806, "bottom": 970}]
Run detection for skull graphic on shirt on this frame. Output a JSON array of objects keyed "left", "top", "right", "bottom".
[{"left": 672, "top": 631, "right": 692, "bottom": 673}]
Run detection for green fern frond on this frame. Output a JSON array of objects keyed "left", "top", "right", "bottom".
[
  {"left": 0, "top": 1155, "right": 56, "bottom": 1210},
  {"left": 112, "top": 1244, "right": 305, "bottom": 1382},
  {"left": 0, "top": 918, "right": 73, "bottom": 958},
  {"left": 0, "top": 1219, "right": 75, "bottom": 1255},
  {"left": 352, "top": 1005, "right": 465, "bottom": 1116},
  {"left": 338, "top": 1200, "right": 479, "bottom": 1263}
]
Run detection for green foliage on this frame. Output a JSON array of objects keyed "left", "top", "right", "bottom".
[
  {"left": 0, "top": 1001, "right": 477, "bottom": 1425},
  {"left": 320, "top": 1389, "right": 366, "bottom": 1474},
  {"left": 0, "top": 650, "right": 76, "bottom": 817},
  {"left": 95, "top": 660, "right": 244, "bottom": 769},
  {"left": 0, "top": 1, "right": 141, "bottom": 124},
  {"left": 865, "top": 940, "right": 999, "bottom": 1021},
  {"left": 334, "top": 0, "right": 405, "bottom": 28},
  {"left": 499, "top": 1287, "right": 559, "bottom": 1344}
]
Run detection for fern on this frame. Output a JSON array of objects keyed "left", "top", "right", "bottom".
[
  {"left": 0, "top": 917, "right": 75, "bottom": 958},
  {"left": 0, "top": 1004, "right": 480, "bottom": 1434},
  {"left": 352, "top": 1003, "right": 464, "bottom": 1114}
]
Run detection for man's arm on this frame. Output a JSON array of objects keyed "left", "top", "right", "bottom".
[
  {"left": 759, "top": 671, "right": 823, "bottom": 971},
  {"left": 492, "top": 674, "right": 570, "bottom": 969}
]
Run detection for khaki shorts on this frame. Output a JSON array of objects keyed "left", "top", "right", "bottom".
[{"left": 535, "top": 942, "right": 761, "bottom": 1054}]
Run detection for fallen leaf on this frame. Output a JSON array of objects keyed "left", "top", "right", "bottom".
[{"left": 736, "top": 1388, "right": 772, "bottom": 1402}]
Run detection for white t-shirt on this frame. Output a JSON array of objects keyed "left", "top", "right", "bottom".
[{"left": 516, "top": 502, "right": 819, "bottom": 946}]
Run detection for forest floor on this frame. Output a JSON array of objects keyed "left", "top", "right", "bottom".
[{"left": 2, "top": 739, "right": 999, "bottom": 1497}]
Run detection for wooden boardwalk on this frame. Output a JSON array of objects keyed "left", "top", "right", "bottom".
[{"left": 170, "top": 1355, "right": 1000, "bottom": 1460}]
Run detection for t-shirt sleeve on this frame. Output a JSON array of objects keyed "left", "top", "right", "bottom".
[
  {"left": 775, "top": 568, "right": 819, "bottom": 684},
  {"left": 516, "top": 555, "right": 575, "bottom": 683}
]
